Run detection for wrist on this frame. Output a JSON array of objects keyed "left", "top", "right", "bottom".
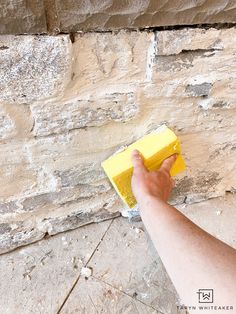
[{"left": 137, "top": 193, "right": 166, "bottom": 212}]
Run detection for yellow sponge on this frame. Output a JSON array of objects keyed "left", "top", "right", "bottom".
[{"left": 101, "top": 126, "right": 185, "bottom": 208}]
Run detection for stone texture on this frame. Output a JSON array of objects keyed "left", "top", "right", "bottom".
[
  {"left": 178, "top": 193, "right": 236, "bottom": 248},
  {"left": 1, "top": 0, "right": 236, "bottom": 35},
  {"left": 0, "top": 35, "right": 72, "bottom": 104},
  {"left": 0, "top": 27, "right": 236, "bottom": 253},
  {"left": 70, "top": 31, "right": 150, "bottom": 93},
  {"left": 0, "top": 219, "right": 112, "bottom": 314},
  {"left": 61, "top": 194, "right": 236, "bottom": 313},
  {"left": 0, "top": 0, "right": 46, "bottom": 34},
  {"left": 0, "top": 164, "right": 38, "bottom": 201},
  {"left": 185, "top": 82, "right": 212, "bottom": 97},
  {"left": 84, "top": 217, "right": 180, "bottom": 314},
  {"left": 61, "top": 276, "right": 161, "bottom": 314},
  {"left": 0, "top": 103, "right": 33, "bottom": 141},
  {"left": 31, "top": 92, "right": 138, "bottom": 137},
  {"left": 55, "top": 0, "right": 236, "bottom": 32},
  {"left": 0, "top": 186, "right": 120, "bottom": 253},
  {"left": 0, "top": 196, "right": 236, "bottom": 313}
]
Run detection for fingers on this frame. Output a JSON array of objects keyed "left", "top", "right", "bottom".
[
  {"left": 131, "top": 150, "right": 147, "bottom": 174},
  {"left": 160, "top": 154, "right": 177, "bottom": 173}
]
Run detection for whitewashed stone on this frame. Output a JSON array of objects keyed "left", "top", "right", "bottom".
[
  {"left": 0, "top": 35, "right": 72, "bottom": 104},
  {"left": 0, "top": 106, "right": 14, "bottom": 140},
  {"left": 1, "top": 28, "right": 236, "bottom": 253},
  {"left": 0, "top": 164, "right": 37, "bottom": 201},
  {"left": 156, "top": 28, "right": 225, "bottom": 56},
  {"left": 68, "top": 31, "right": 152, "bottom": 98},
  {"left": 0, "top": 103, "right": 33, "bottom": 141},
  {"left": 31, "top": 92, "right": 138, "bottom": 136}
]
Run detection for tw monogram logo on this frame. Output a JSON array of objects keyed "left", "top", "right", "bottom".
[{"left": 197, "top": 289, "right": 214, "bottom": 303}]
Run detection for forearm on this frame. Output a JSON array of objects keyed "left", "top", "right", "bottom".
[{"left": 139, "top": 195, "right": 236, "bottom": 307}]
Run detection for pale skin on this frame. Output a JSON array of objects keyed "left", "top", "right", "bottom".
[{"left": 131, "top": 150, "right": 236, "bottom": 311}]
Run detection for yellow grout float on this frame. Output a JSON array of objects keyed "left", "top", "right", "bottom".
[{"left": 102, "top": 126, "right": 185, "bottom": 208}]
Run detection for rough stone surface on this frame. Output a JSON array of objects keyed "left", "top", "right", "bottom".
[
  {"left": 63, "top": 195, "right": 236, "bottom": 313},
  {"left": 0, "top": 103, "right": 33, "bottom": 141},
  {"left": 0, "top": 0, "right": 46, "bottom": 34},
  {"left": 1, "top": 0, "right": 236, "bottom": 34},
  {"left": 31, "top": 92, "right": 138, "bottom": 137},
  {"left": 0, "top": 27, "right": 236, "bottom": 253},
  {"left": 0, "top": 35, "right": 72, "bottom": 104},
  {"left": 56, "top": 0, "right": 236, "bottom": 32},
  {"left": 0, "top": 194, "right": 235, "bottom": 313},
  {"left": 83, "top": 218, "right": 180, "bottom": 314},
  {"left": 0, "top": 219, "right": 112, "bottom": 314}
]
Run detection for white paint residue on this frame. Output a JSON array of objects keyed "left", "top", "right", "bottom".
[
  {"left": 81, "top": 267, "right": 92, "bottom": 277},
  {"left": 152, "top": 124, "right": 167, "bottom": 134},
  {"left": 121, "top": 204, "right": 139, "bottom": 218},
  {"left": 187, "top": 75, "right": 212, "bottom": 85},
  {"left": 198, "top": 99, "right": 212, "bottom": 110},
  {"left": 37, "top": 165, "right": 59, "bottom": 192},
  {"left": 145, "top": 33, "right": 158, "bottom": 82}
]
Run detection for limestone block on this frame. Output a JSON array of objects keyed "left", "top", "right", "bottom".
[
  {"left": 171, "top": 126, "right": 236, "bottom": 204},
  {"left": 0, "top": 202, "right": 19, "bottom": 215},
  {"left": 55, "top": 165, "right": 107, "bottom": 187},
  {"left": 69, "top": 31, "right": 151, "bottom": 97},
  {"left": 143, "top": 28, "right": 236, "bottom": 135},
  {"left": 0, "top": 103, "right": 33, "bottom": 141},
  {"left": 31, "top": 92, "right": 138, "bottom": 137},
  {"left": 40, "top": 196, "right": 120, "bottom": 236},
  {"left": 0, "top": 106, "right": 14, "bottom": 140},
  {"left": 0, "top": 191, "right": 120, "bottom": 254},
  {"left": 56, "top": 0, "right": 236, "bottom": 32},
  {"left": 156, "top": 28, "right": 225, "bottom": 55},
  {"left": 0, "top": 165, "right": 37, "bottom": 201},
  {"left": 0, "top": 35, "right": 72, "bottom": 104},
  {"left": 0, "top": 219, "right": 45, "bottom": 254},
  {"left": 0, "top": 139, "right": 62, "bottom": 203},
  {"left": 0, "top": 0, "right": 46, "bottom": 34}
]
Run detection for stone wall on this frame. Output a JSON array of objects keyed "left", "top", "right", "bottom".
[
  {"left": 0, "top": 27, "right": 236, "bottom": 253},
  {"left": 1, "top": 0, "right": 236, "bottom": 34}
]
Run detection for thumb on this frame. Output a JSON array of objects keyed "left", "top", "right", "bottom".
[{"left": 131, "top": 150, "right": 147, "bottom": 174}]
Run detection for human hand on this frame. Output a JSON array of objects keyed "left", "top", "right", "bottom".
[{"left": 131, "top": 150, "right": 176, "bottom": 205}]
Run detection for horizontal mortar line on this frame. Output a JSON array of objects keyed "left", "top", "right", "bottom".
[
  {"left": 140, "top": 22, "right": 236, "bottom": 32},
  {"left": 56, "top": 218, "right": 115, "bottom": 314},
  {"left": 91, "top": 274, "right": 165, "bottom": 314},
  {"left": 6, "top": 22, "right": 236, "bottom": 37}
]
